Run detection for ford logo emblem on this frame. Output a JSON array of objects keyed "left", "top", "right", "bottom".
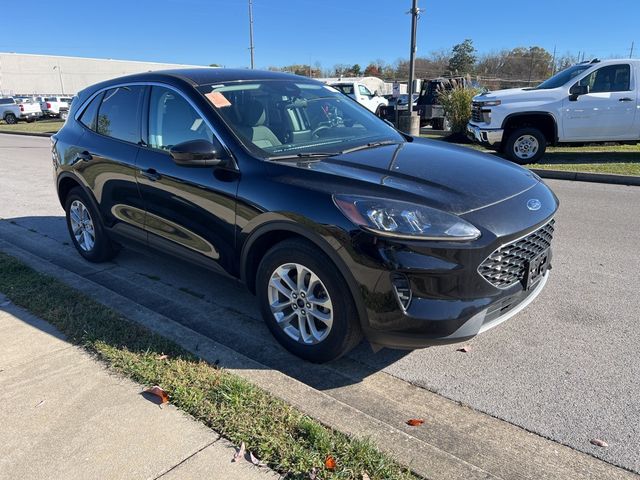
[{"left": 527, "top": 199, "right": 542, "bottom": 211}]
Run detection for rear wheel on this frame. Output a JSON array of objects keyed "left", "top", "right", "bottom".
[
  {"left": 64, "top": 187, "right": 118, "bottom": 263},
  {"left": 4, "top": 113, "right": 17, "bottom": 125},
  {"left": 256, "top": 239, "right": 362, "bottom": 363},
  {"left": 503, "top": 127, "right": 546, "bottom": 164}
]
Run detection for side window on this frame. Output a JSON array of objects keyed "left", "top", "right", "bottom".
[
  {"left": 96, "top": 86, "right": 145, "bottom": 143},
  {"left": 79, "top": 92, "right": 104, "bottom": 131},
  {"left": 358, "top": 85, "right": 372, "bottom": 97},
  {"left": 578, "top": 64, "right": 631, "bottom": 93},
  {"left": 148, "top": 86, "right": 214, "bottom": 150}
]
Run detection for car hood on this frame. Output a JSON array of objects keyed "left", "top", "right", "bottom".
[
  {"left": 474, "top": 87, "right": 561, "bottom": 104},
  {"left": 296, "top": 138, "right": 539, "bottom": 215}
]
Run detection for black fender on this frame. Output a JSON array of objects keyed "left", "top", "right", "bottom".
[
  {"left": 56, "top": 171, "right": 106, "bottom": 225},
  {"left": 239, "top": 219, "right": 369, "bottom": 330}
]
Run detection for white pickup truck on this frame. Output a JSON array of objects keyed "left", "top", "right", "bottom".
[
  {"left": 0, "top": 97, "right": 41, "bottom": 123},
  {"left": 330, "top": 81, "right": 388, "bottom": 116},
  {"left": 41, "top": 96, "right": 73, "bottom": 118},
  {"left": 467, "top": 59, "right": 640, "bottom": 164}
]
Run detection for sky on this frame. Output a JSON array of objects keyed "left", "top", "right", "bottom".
[{"left": 1, "top": 0, "right": 638, "bottom": 69}]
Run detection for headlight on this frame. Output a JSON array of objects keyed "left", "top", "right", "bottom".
[
  {"left": 478, "top": 100, "right": 501, "bottom": 107},
  {"left": 333, "top": 195, "right": 481, "bottom": 241}
]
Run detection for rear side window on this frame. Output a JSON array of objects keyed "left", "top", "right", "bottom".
[
  {"left": 96, "top": 86, "right": 145, "bottom": 143},
  {"left": 79, "top": 92, "right": 104, "bottom": 130},
  {"left": 0, "top": 98, "right": 14, "bottom": 105}
]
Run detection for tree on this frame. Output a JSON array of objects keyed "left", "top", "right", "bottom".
[
  {"left": 364, "top": 63, "right": 381, "bottom": 77},
  {"left": 448, "top": 39, "right": 477, "bottom": 74},
  {"left": 351, "top": 64, "right": 362, "bottom": 76},
  {"left": 209, "top": 63, "right": 222, "bottom": 67}
]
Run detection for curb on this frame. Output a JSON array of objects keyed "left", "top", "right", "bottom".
[
  {"left": 532, "top": 168, "right": 640, "bottom": 186},
  {"left": 0, "top": 130, "right": 54, "bottom": 138}
]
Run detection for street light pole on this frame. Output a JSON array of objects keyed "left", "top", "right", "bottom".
[
  {"left": 248, "top": 0, "right": 255, "bottom": 69},
  {"left": 407, "top": 0, "right": 419, "bottom": 115}
]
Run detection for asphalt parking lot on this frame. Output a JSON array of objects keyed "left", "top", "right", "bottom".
[{"left": 0, "top": 133, "right": 638, "bottom": 473}]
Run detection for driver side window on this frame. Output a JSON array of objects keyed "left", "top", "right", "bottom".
[
  {"left": 148, "top": 86, "right": 214, "bottom": 150},
  {"left": 578, "top": 64, "right": 631, "bottom": 93},
  {"left": 358, "top": 85, "right": 372, "bottom": 97}
]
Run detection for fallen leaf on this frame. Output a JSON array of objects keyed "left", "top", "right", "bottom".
[
  {"left": 309, "top": 467, "right": 318, "bottom": 479},
  {"left": 362, "top": 473, "right": 371, "bottom": 480},
  {"left": 233, "top": 441, "right": 246, "bottom": 462},
  {"left": 157, "top": 354, "right": 169, "bottom": 360},
  {"left": 249, "top": 451, "right": 266, "bottom": 467},
  {"left": 590, "top": 438, "right": 608, "bottom": 448},
  {"left": 406, "top": 418, "right": 424, "bottom": 426},
  {"left": 457, "top": 345, "right": 471, "bottom": 353},
  {"left": 325, "top": 455, "right": 336, "bottom": 470},
  {"left": 144, "top": 385, "right": 169, "bottom": 404}
]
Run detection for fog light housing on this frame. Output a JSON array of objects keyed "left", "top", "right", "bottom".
[{"left": 390, "top": 273, "right": 412, "bottom": 311}]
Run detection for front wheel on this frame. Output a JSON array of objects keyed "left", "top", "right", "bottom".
[
  {"left": 503, "top": 128, "right": 546, "bottom": 164},
  {"left": 256, "top": 239, "right": 363, "bottom": 363}
]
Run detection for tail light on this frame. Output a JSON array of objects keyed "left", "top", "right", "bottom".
[
  {"left": 46, "top": 102, "right": 52, "bottom": 109},
  {"left": 19, "top": 105, "right": 24, "bottom": 112}
]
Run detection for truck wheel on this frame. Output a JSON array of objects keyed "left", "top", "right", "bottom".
[
  {"left": 256, "top": 238, "right": 363, "bottom": 363},
  {"left": 4, "top": 113, "right": 17, "bottom": 125},
  {"left": 25, "top": 117, "right": 36, "bottom": 123},
  {"left": 375, "top": 105, "right": 384, "bottom": 117},
  {"left": 504, "top": 128, "right": 546, "bottom": 165}
]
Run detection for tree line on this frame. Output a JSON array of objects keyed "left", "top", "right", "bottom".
[{"left": 267, "top": 40, "right": 584, "bottom": 89}]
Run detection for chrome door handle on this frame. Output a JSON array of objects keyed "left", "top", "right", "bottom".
[{"left": 619, "top": 97, "right": 633, "bottom": 102}]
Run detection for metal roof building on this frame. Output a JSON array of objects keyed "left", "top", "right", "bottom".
[{"left": 0, "top": 52, "right": 206, "bottom": 96}]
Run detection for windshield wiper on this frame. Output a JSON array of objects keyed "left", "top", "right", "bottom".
[
  {"left": 340, "top": 140, "right": 402, "bottom": 154},
  {"left": 268, "top": 152, "right": 337, "bottom": 161}
]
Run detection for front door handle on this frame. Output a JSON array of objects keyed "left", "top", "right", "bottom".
[
  {"left": 619, "top": 97, "right": 633, "bottom": 102},
  {"left": 76, "top": 151, "right": 92, "bottom": 162},
  {"left": 140, "top": 168, "right": 161, "bottom": 182}
]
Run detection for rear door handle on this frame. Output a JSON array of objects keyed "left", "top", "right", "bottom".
[
  {"left": 76, "top": 151, "right": 92, "bottom": 162},
  {"left": 140, "top": 168, "right": 161, "bottom": 182},
  {"left": 619, "top": 97, "right": 633, "bottom": 102}
]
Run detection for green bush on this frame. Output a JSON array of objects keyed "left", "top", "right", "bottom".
[{"left": 437, "top": 81, "right": 481, "bottom": 133}]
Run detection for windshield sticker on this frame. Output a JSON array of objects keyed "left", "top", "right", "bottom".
[
  {"left": 205, "top": 91, "right": 232, "bottom": 108},
  {"left": 190, "top": 118, "right": 203, "bottom": 131}
]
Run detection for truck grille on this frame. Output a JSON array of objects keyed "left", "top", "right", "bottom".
[
  {"left": 478, "top": 219, "right": 555, "bottom": 288},
  {"left": 471, "top": 103, "right": 483, "bottom": 123}
]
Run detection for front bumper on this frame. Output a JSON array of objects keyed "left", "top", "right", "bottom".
[
  {"left": 365, "top": 271, "right": 549, "bottom": 349},
  {"left": 467, "top": 123, "right": 503, "bottom": 146}
]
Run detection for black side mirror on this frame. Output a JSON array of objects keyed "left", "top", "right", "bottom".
[
  {"left": 169, "top": 140, "right": 224, "bottom": 167},
  {"left": 569, "top": 84, "right": 589, "bottom": 101}
]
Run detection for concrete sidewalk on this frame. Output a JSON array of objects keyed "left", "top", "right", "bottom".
[{"left": 0, "top": 293, "right": 280, "bottom": 480}]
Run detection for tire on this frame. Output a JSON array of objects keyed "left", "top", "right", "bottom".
[
  {"left": 256, "top": 238, "right": 363, "bottom": 363},
  {"left": 375, "top": 105, "right": 384, "bottom": 118},
  {"left": 64, "top": 187, "right": 118, "bottom": 263},
  {"left": 503, "top": 127, "right": 546, "bottom": 165},
  {"left": 4, "top": 113, "right": 17, "bottom": 125},
  {"left": 25, "top": 117, "right": 35, "bottom": 123}
]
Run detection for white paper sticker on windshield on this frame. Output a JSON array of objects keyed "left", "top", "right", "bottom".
[{"left": 190, "top": 118, "right": 203, "bottom": 131}]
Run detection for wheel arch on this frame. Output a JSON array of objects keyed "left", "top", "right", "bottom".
[
  {"left": 502, "top": 112, "right": 558, "bottom": 145},
  {"left": 56, "top": 173, "right": 105, "bottom": 224},
  {"left": 240, "top": 221, "right": 369, "bottom": 328}
]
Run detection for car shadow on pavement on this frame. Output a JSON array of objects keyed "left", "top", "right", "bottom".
[
  {"left": 539, "top": 151, "right": 640, "bottom": 165},
  {"left": 2, "top": 216, "right": 412, "bottom": 392}
]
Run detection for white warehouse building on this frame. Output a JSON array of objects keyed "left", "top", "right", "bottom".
[{"left": 0, "top": 52, "right": 207, "bottom": 96}]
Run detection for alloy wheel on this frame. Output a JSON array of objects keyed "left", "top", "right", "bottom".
[
  {"left": 69, "top": 200, "right": 96, "bottom": 252},
  {"left": 267, "top": 263, "right": 334, "bottom": 345}
]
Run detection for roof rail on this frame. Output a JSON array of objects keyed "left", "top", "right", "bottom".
[{"left": 589, "top": 58, "right": 601, "bottom": 64}]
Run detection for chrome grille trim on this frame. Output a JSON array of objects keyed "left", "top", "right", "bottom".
[{"left": 478, "top": 219, "right": 555, "bottom": 289}]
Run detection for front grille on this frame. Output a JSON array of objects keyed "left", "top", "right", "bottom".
[
  {"left": 478, "top": 219, "right": 555, "bottom": 288},
  {"left": 471, "top": 103, "right": 483, "bottom": 123}
]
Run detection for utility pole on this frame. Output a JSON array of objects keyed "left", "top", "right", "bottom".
[
  {"left": 248, "top": 0, "right": 255, "bottom": 69},
  {"left": 551, "top": 45, "right": 557, "bottom": 75},
  {"left": 630, "top": 41, "right": 635, "bottom": 58},
  {"left": 407, "top": 0, "right": 420, "bottom": 115}
]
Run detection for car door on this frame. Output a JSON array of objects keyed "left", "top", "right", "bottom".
[
  {"left": 136, "top": 84, "right": 240, "bottom": 274},
  {"left": 358, "top": 84, "right": 376, "bottom": 111},
  {"left": 563, "top": 63, "right": 637, "bottom": 141},
  {"left": 74, "top": 85, "right": 147, "bottom": 241}
]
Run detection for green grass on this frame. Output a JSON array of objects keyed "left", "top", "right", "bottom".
[
  {"left": 0, "top": 119, "right": 65, "bottom": 134},
  {"left": 421, "top": 133, "right": 640, "bottom": 176},
  {"left": 0, "top": 252, "right": 416, "bottom": 480}
]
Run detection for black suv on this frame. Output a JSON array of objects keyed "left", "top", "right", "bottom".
[{"left": 52, "top": 69, "right": 558, "bottom": 362}]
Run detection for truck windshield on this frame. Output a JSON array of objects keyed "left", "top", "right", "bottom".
[
  {"left": 534, "top": 64, "right": 592, "bottom": 90},
  {"left": 197, "top": 80, "right": 403, "bottom": 160}
]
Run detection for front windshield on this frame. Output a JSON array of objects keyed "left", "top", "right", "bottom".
[
  {"left": 535, "top": 64, "right": 592, "bottom": 90},
  {"left": 197, "top": 80, "right": 403, "bottom": 159}
]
